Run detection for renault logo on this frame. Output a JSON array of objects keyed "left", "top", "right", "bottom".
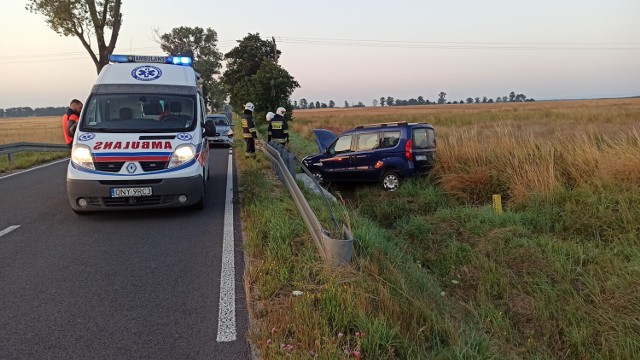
[{"left": 126, "top": 163, "right": 137, "bottom": 173}]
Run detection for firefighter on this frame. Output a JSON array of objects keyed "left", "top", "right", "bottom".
[
  {"left": 241, "top": 102, "right": 257, "bottom": 156},
  {"left": 265, "top": 112, "right": 275, "bottom": 141},
  {"left": 268, "top": 107, "right": 289, "bottom": 145},
  {"left": 62, "top": 99, "right": 83, "bottom": 148}
]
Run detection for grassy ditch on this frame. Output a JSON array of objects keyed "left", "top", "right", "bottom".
[
  {"left": 238, "top": 144, "right": 493, "bottom": 359},
  {"left": 0, "top": 151, "right": 68, "bottom": 174}
]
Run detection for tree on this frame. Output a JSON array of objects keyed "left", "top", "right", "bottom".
[
  {"left": 503, "top": 96, "right": 508, "bottom": 102},
  {"left": 475, "top": 97, "right": 480, "bottom": 104},
  {"left": 438, "top": 91, "right": 447, "bottom": 104},
  {"left": 344, "top": 101, "right": 350, "bottom": 108},
  {"left": 488, "top": 98, "right": 494, "bottom": 103},
  {"left": 222, "top": 33, "right": 297, "bottom": 121},
  {"left": 355, "top": 101, "right": 365, "bottom": 108},
  {"left": 293, "top": 100, "right": 298, "bottom": 109},
  {"left": 309, "top": 102, "right": 315, "bottom": 109},
  {"left": 372, "top": 99, "right": 378, "bottom": 107},
  {"left": 299, "top": 98, "right": 308, "bottom": 109},
  {"left": 237, "top": 59, "right": 299, "bottom": 125},
  {"left": 329, "top": 100, "right": 335, "bottom": 108},
  {"left": 466, "top": 98, "right": 474, "bottom": 104},
  {"left": 315, "top": 101, "right": 321, "bottom": 109},
  {"left": 386, "top": 97, "right": 394, "bottom": 107},
  {"left": 509, "top": 91, "right": 516, "bottom": 102},
  {"left": 222, "top": 33, "right": 279, "bottom": 113},
  {"left": 321, "top": 103, "right": 328, "bottom": 108},
  {"left": 380, "top": 97, "right": 386, "bottom": 107},
  {"left": 417, "top": 96, "right": 425, "bottom": 105},
  {"left": 482, "top": 96, "right": 488, "bottom": 103},
  {"left": 0, "top": 109, "right": 4, "bottom": 118},
  {"left": 27, "top": 0, "right": 122, "bottom": 74},
  {"left": 158, "top": 27, "right": 224, "bottom": 111},
  {"left": 496, "top": 97, "right": 502, "bottom": 103}
]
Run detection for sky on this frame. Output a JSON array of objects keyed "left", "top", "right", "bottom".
[{"left": 0, "top": 0, "right": 639, "bottom": 108}]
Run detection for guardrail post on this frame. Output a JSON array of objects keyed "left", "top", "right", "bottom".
[{"left": 7, "top": 153, "right": 12, "bottom": 168}]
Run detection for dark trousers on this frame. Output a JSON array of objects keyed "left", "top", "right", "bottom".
[{"left": 245, "top": 137, "right": 255, "bottom": 153}]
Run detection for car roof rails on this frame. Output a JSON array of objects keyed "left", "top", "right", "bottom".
[{"left": 355, "top": 121, "right": 408, "bottom": 129}]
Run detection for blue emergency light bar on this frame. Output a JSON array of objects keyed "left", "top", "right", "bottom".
[{"left": 108, "top": 54, "right": 193, "bottom": 66}]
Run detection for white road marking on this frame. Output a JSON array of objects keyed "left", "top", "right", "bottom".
[
  {"left": 217, "top": 152, "right": 236, "bottom": 342},
  {"left": 0, "top": 225, "right": 20, "bottom": 238},
  {"left": 0, "top": 158, "right": 69, "bottom": 181}
]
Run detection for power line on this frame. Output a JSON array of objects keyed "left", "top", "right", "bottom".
[{"left": 276, "top": 36, "right": 640, "bottom": 50}]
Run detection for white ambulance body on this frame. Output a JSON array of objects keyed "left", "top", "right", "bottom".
[{"left": 67, "top": 55, "right": 215, "bottom": 213}]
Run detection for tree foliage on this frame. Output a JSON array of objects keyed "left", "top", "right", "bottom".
[
  {"left": 438, "top": 91, "right": 447, "bottom": 104},
  {"left": 232, "top": 59, "right": 299, "bottom": 125},
  {"left": 27, "top": 0, "right": 122, "bottom": 74},
  {"left": 222, "top": 34, "right": 275, "bottom": 111},
  {"left": 158, "top": 26, "right": 224, "bottom": 111}
]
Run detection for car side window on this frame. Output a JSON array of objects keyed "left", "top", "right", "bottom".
[
  {"left": 356, "top": 132, "right": 379, "bottom": 151},
  {"left": 330, "top": 135, "right": 353, "bottom": 155},
  {"left": 380, "top": 131, "right": 401, "bottom": 148}
]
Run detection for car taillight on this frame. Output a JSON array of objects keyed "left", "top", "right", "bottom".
[{"left": 405, "top": 139, "right": 413, "bottom": 161}]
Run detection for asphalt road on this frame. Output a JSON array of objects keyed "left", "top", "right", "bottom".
[{"left": 0, "top": 148, "right": 250, "bottom": 359}]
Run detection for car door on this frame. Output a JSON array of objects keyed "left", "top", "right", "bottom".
[
  {"left": 320, "top": 134, "right": 354, "bottom": 181},
  {"left": 411, "top": 126, "right": 436, "bottom": 172},
  {"left": 350, "top": 131, "right": 380, "bottom": 181}
]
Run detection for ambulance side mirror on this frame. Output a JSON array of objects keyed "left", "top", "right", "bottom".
[{"left": 203, "top": 122, "right": 216, "bottom": 137}]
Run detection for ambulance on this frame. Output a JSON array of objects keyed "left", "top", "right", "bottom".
[{"left": 66, "top": 55, "right": 216, "bottom": 213}]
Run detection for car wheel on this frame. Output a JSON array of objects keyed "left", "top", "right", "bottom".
[
  {"left": 312, "top": 171, "right": 326, "bottom": 186},
  {"left": 381, "top": 172, "right": 401, "bottom": 191}
]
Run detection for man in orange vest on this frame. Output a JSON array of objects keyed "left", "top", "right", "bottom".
[{"left": 62, "top": 99, "right": 83, "bottom": 148}]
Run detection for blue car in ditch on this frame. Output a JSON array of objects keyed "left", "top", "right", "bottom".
[{"left": 301, "top": 122, "right": 436, "bottom": 191}]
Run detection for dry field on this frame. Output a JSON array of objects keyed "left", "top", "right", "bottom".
[
  {"left": 293, "top": 99, "right": 640, "bottom": 205},
  {"left": 0, "top": 116, "right": 65, "bottom": 145}
]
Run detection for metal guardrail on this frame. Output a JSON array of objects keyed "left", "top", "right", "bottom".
[
  {"left": 0, "top": 142, "right": 68, "bottom": 166},
  {"left": 259, "top": 141, "right": 353, "bottom": 266}
]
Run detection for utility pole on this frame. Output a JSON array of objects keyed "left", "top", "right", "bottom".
[{"left": 272, "top": 36, "right": 278, "bottom": 64}]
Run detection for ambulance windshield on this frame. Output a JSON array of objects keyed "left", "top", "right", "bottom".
[{"left": 80, "top": 94, "right": 197, "bottom": 133}]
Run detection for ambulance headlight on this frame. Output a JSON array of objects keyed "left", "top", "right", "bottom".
[
  {"left": 169, "top": 144, "right": 196, "bottom": 168},
  {"left": 71, "top": 144, "right": 95, "bottom": 170}
]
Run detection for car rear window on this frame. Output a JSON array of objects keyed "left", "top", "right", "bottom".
[
  {"left": 413, "top": 128, "right": 436, "bottom": 149},
  {"left": 380, "top": 131, "right": 401, "bottom": 148},
  {"left": 356, "top": 133, "right": 379, "bottom": 151}
]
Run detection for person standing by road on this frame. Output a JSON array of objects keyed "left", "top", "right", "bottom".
[
  {"left": 241, "top": 102, "right": 258, "bottom": 156},
  {"left": 265, "top": 111, "right": 275, "bottom": 142},
  {"left": 62, "top": 99, "right": 83, "bottom": 148},
  {"left": 268, "top": 107, "right": 289, "bottom": 145}
]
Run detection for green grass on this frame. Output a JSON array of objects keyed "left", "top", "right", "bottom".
[{"left": 0, "top": 151, "right": 69, "bottom": 174}]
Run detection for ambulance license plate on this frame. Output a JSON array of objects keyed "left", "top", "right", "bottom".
[{"left": 110, "top": 187, "right": 152, "bottom": 197}]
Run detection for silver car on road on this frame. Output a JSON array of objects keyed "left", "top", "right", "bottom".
[{"left": 206, "top": 114, "right": 234, "bottom": 147}]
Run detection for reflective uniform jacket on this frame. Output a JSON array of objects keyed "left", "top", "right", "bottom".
[
  {"left": 268, "top": 114, "right": 289, "bottom": 143},
  {"left": 241, "top": 113, "right": 257, "bottom": 139},
  {"left": 62, "top": 108, "right": 80, "bottom": 145}
]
